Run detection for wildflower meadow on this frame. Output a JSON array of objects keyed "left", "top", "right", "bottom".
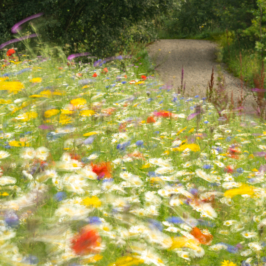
[{"left": 2, "top": 14, "right": 266, "bottom": 266}]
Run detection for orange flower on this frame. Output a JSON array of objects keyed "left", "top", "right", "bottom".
[
  {"left": 102, "top": 67, "right": 108, "bottom": 74},
  {"left": 147, "top": 116, "right": 156, "bottom": 123},
  {"left": 101, "top": 108, "right": 116, "bottom": 115},
  {"left": 190, "top": 227, "right": 213, "bottom": 245},
  {"left": 71, "top": 226, "right": 101, "bottom": 255},
  {"left": 119, "top": 122, "right": 127, "bottom": 132},
  {"left": 92, "top": 73, "right": 97, "bottom": 77},
  {"left": 91, "top": 162, "right": 112, "bottom": 179},
  {"left": 124, "top": 74, "right": 127, "bottom": 78},
  {"left": 126, "top": 151, "right": 145, "bottom": 160}
]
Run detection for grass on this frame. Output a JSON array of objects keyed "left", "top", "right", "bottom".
[{"left": 0, "top": 37, "right": 266, "bottom": 266}]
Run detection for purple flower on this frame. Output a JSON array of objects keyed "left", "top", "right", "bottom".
[
  {"left": 254, "top": 151, "right": 266, "bottom": 157},
  {"left": 187, "top": 112, "right": 200, "bottom": 120},
  {"left": 67, "top": 52, "right": 92, "bottom": 61},
  {"left": 83, "top": 136, "right": 94, "bottom": 145},
  {"left": 38, "top": 125, "right": 54, "bottom": 130},
  {"left": 0, "top": 34, "right": 37, "bottom": 49},
  {"left": 251, "top": 88, "right": 266, "bottom": 92},
  {"left": 11, "top": 13, "right": 43, "bottom": 34},
  {"left": 5, "top": 211, "right": 19, "bottom": 228},
  {"left": 93, "top": 55, "right": 131, "bottom": 67}
]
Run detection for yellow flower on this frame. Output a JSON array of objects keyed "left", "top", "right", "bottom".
[
  {"left": 30, "top": 77, "right": 42, "bottom": 83},
  {"left": 177, "top": 127, "right": 187, "bottom": 135},
  {"left": 83, "top": 131, "right": 99, "bottom": 137},
  {"left": 221, "top": 260, "right": 237, "bottom": 266},
  {"left": 79, "top": 110, "right": 95, "bottom": 117},
  {"left": 169, "top": 237, "right": 202, "bottom": 252},
  {"left": 141, "top": 163, "right": 151, "bottom": 169},
  {"left": 82, "top": 196, "right": 101, "bottom": 208},
  {"left": 61, "top": 109, "right": 73, "bottom": 115},
  {"left": 40, "top": 90, "right": 52, "bottom": 97},
  {"left": 59, "top": 114, "right": 73, "bottom": 125},
  {"left": 0, "top": 77, "right": 8, "bottom": 82},
  {"left": 16, "top": 111, "right": 37, "bottom": 122},
  {"left": 30, "top": 95, "right": 42, "bottom": 98},
  {"left": 0, "top": 99, "right": 11, "bottom": 104},
  {"left": 44, "top": 109, "right": 60, "bottom": 118},
  {"left": 173, "top": 143, "right": 200, "bottom": 152},
  {"left": 81, "top": 254, "right": 103, "bottom": 264},
  {"left": 0, "top": 81, "right": 24, "bottom": 93},
  {"left": 1, "top": 192, "right": 9, "bottom": 196},
  {"left": 9, "top": 140, "right": 29, "bottom": 147},
  {"left": 188, "top": 128, "right": 195, "bottom": 133},
  {"left": 82, "top": 85, "right": 90, "bottom": 89},
  {"left": 224, "top": 184, "right": 255, "bottom": 198},
  {"left": 108, "top": 256, "right": 144, "bottom": 266},
  {"left": 70, "top": 98, "right": 86, "bottom": 107}
]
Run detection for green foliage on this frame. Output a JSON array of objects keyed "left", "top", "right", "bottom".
[{"left": 0, "top": 0, "right": 173, "bottom": 58}]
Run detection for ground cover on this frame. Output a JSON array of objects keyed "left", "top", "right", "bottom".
[{"left": 0, "top": 45, "right": 266, "bottom": 266}]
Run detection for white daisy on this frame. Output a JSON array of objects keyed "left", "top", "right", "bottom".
[
  {"left": 20, "top": 148, "right": 35, "bottom": 160},
  {"left": 0, "top": 151, "right": 10, "bottom": 159},
  {"left": 0, "top": 176, "right": 16, "bottom": 186}
]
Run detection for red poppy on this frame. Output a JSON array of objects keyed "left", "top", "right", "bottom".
[
  {"left": 71, "top": 226, "right": 101, "bottom": 255},
  {"left": 190, "top": 227, "right": 213, "bottom": 245},
  {"left": 224, "top": 165, "right": 234, "bottom": 173},
  {"left": 91, "top": 162, "right": 112, "bottom": 179},
  {"left": 147, "top": 116, "right": 156, "bottom": 123},
  {"left": 6, "top": 48, "right": 16, "bottom": 57},
  {"left": 119, "top": 122, "right": 127, "bottom": 132},
  {"left": 141, "top": 75, "right": 147, "bottom": 81},
  {"left": 70, "top": 153, "right": 81, "bottom": 161},
  {"left": 154, "top": 110, "right": 173, "bottom": 118},
  {"left": 92, "top": 73, "right": 97, "bottom": 77}
]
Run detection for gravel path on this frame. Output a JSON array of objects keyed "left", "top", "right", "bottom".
[{"left": 147, "top": 39, "right": 261, "bottom": 121}]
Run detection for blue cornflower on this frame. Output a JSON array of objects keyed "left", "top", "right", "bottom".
[
  {"left": 54, "top": 192, "right": 66, "bottom": 202},
  {"left": 226, "top": 136, "right": 232, "bottom": 142},
  {"left": 204, "top": 121, "right": 209, "bottom": 124},
  {"left": 190, "top": 188, "right": 198, "bottom": 195},
  {"left": 122, "top": 81, "right": 127, "bottom": 84},
  {"left": 117, "top": 140, "right": 131, "bottom": 151},
  {"left": 203, "top": 164, "right": 212, "bottom": 169},
  {"left": 167, "top": 217, "right": 184, "bottom": 224},
  {"left": 22, "top": 255, "right": 39, "bottom": 265},
  {"left": 202, "top": 97, "right": 207, "bottom": 100},
  {"left": 237, "top": 168, "right": 244, "bottom": 173},
  {"left": 136, "top": 140, "right": 144, "bottom": 147},
  {"left": 148, "top": 219, "right": 163, "bottom": 231},
  {"left": 87, "top": 216, "right": 102, "bottom": 224}
]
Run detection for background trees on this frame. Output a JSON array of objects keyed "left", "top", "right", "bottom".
[{"left": 0, "top": 0, "right": 173, "bottom": 57}]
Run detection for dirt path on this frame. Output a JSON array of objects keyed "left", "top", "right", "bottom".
[{"left": 146, "top": 39, "right": 261, "bottom": 121}]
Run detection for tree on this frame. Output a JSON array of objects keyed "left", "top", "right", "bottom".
[{"left": 0, "top": 0, "right": 174, "bottom": 57}]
